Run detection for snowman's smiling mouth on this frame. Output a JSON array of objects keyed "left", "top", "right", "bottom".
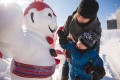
[{"left": 48, "top": 26, "right": 56, "bottom": 33}]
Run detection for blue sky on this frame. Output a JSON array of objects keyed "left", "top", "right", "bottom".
[
  {"left": 98, "top": 0, "right": 120, "bottom": 29},
  {"left": 1, "top": 0, "right": 120, "bottom": 30},
  {"left": 44, "top": 0, "right": 120, "bottom": 30}
]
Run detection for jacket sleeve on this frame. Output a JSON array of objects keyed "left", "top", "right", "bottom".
[
  {"left": 93, "top": 56, "right": 103, "bottom": 67},
  {"left": 63, "top": 16, "right": 73, "bottom": 37},
  {"left": 94, "top": 18, "right": 102, "bottom": 54},
  {"left": 93, "top": 17, "right": 102, "bottom": 36},
  {"left": 61, "top": 42, "right": 73, "bottom": 51}
]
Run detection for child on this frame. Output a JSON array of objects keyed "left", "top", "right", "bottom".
[
  {"left": 58, "top": 30, "right": 106, "bottom": 80},
  {"left": 61, "top": 0, "right": 102, "bottom": 79}
]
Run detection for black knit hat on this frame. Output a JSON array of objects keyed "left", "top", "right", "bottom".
[
  {"left": 77, "top": 0, "right": 99, "bottom": 19},
  {"left": 78, "top": 31, "right": 99, "bottom": 49}
]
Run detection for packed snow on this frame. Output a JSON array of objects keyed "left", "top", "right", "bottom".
[{"left": 1, "top": 29, "right": 120, "bottom": 80}]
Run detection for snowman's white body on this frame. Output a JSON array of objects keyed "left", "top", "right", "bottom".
[{"left": 0, "top": 2, "right": 57, "bottom": 80}]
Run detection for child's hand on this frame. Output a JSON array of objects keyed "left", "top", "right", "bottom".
[{"left": 76, "top": 40, "right": 87, "bottom": 50}]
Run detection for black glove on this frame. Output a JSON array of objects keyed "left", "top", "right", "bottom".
[
  {"left": 91, "top": 72, "right": 100, "bottom": 80},
  {"left": 63, "top": 50, "right": 71, "bottom": 62},
  {"left": 91, "top": 67, "right": 106, "bottom": 80},
  {"left": 84, "top": 60, "right": 94, "bottom": 74},
  {"left": 58, "top": 30, "right": 68, "bottom": 45}
]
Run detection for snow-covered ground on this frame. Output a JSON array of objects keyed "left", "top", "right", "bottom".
[
  {"left": 1, "top": 29, "right": 120, "bottom": 80},
  {"left": 100, "top": 30, "right": 120, "bottom": 80}
]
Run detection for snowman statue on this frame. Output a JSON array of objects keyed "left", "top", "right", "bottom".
[{"left": 0, "top": 1, "right": 59, "bottom": 80}]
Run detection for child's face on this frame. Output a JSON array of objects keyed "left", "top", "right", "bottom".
[
  {"left": 76, "top": 12, "right": 90, "bottom": 24},
  {"left": 76, "top": 40, "right": 87, "bottom": 50}
]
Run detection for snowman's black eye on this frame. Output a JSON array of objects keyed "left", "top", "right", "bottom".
[
  {"left": 30, "top": 12, "right": 34, "bottom": 23},
  {"left": 48, "top": 13, "right": 52, "bottom": 17}
]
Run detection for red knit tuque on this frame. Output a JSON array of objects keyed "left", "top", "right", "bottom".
[{"left": 24, "top": 2, "right": 56, "bottom": 17}]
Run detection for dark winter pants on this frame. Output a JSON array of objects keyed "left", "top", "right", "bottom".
[
  {"left": 62, "top": 60, "right": 69, "bottom": 77},
  {"left": 62, "top": 61, "right": 81, "bottom": 80}
]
